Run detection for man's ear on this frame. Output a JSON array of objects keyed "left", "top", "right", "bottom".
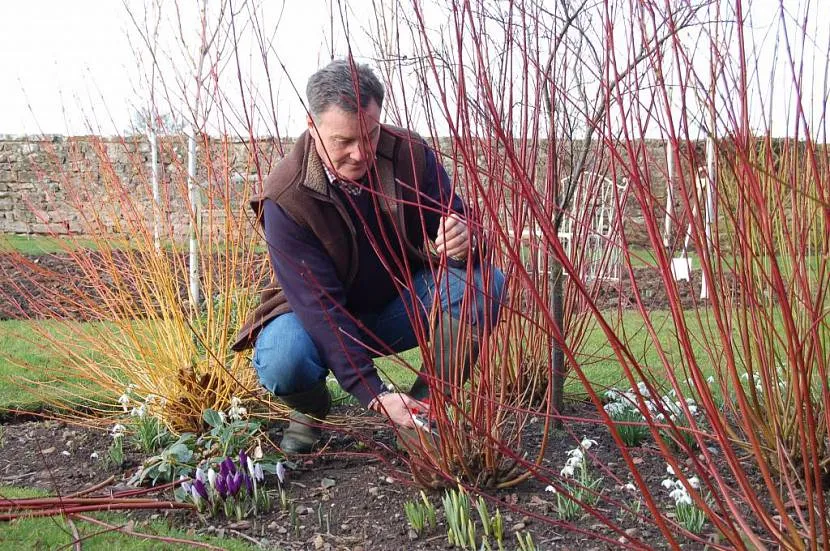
[{"left": 307, "top": 113, "right": 318, "bottom": 139}]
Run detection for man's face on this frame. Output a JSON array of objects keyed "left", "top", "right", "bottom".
[{"left": 308, "top": 99, "right": 382, "bottom": 182}]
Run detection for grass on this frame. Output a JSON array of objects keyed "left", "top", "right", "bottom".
[
  {"left": 0, "top": 486, "right": 256, "bottom": 550},
  {"left": 0, "top": 234, "right": 106, "bottom": 255},
  {"left": 0, "top": 320, "right": 115, "bottom": 412}
]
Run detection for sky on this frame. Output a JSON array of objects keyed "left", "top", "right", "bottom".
[{"left": 1, "top": 1, "right": 827, "bottom": 139}]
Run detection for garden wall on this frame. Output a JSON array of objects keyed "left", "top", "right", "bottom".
[{"left": 0, "top": 134, "right": 708, "bottom": 248}]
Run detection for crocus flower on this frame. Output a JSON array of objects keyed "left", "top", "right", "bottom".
[
  {"left": 215, "top": 474, "right": 227, "bottom": 498},
  {"left": 181, "top": 478, "right": 193, "bottom": 495},
  {"left": 192, "top": 479, "right": 209, "bottom": 500},
  {"left": 244, "top": 473, "right": 253, "bottom": 494},
  {"left": 207, "top": 468, "right": 217, "bottom": 489},
  {"left": 239, "top": 450, "right": 248, "bottom": 471},
  {"left": 195, "top": 467, "right": 206, "bottom": 483},
  {"left": 275, "top": 461, "right": 285, "bottom": 484},
  {"left": 230, "top": 472, "right": 243, "bottom": 496},
  {"left": 255, "top": 463, "right": 265, "bottom": 483},
  {"left": 246, "top": 456, "right": 256, "bottom": 479}
]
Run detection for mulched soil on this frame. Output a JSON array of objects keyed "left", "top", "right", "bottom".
[
  {"left": 0, "top": 252, "right": 770, "bottom": 549},
  {"left": 0, "top": 251, "right": 711, "bottom": 321},
  {"left": 0, "top": 402, "right": 777, "bottom": 551}
]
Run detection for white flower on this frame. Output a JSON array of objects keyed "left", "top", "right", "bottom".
[
  {"left": 130, "top": 404, "right": 147, "bottom": 418},
  {"left": 580, "top": 438, "right": 598, "bottom": 450},
  {"left": 545, "top": 485, "right": 556, "bottom": 493},
  {"left": 111, "top": 423, "right": 126, "bottom": 439},
  {"left": 565, "top": 456, "right": 582, "bottom": 469},
  {"left": 740, "top": 373, "right": 749, "bottom": 381},
  {"left": 217, "top": 410, "right": 227, "bottom": 423},
  {"left": 247, "top": 456, "right": 256, "bottom": 478},
  {"left": 117, "top": 394, "right": 130, "bottom": 412},
  {"left": 661, "top": 478, "right": 674, "bottom": 489},
  {"left": 669, "top": 487, "right": 689, "bottom": 503},
  {"left": 255, "top": 463, "right": 265, "bottom": 483},
  {"left": 227, "top": 396, "right": 247, "bottom": 421},
  {"left": 566, "top": 448, "right": 584, "bottom": 460},
  {"left": 666, "top": 464, "right": 675, "bottom": 475},
  {"left": 637, "top": 381, "right": 648, "bottom": 394},
  {"left": 688, "top": 476, "right": 700, "bottom": 489},
  {"left": 195, "top": 467, "right": 206, "bottom": 483},
  {"left": 253, "top": 444, "right": 263, "bottom": 460},
  {"left": 624, "top": 482, "right": 637, "bottom": 492},
  {"left": 207, "top": 468, "right": 217, "bottom": 488},
  {"left": 560, "top": 464, "right": 575, "bottom": 478},
  {"left": 90, "top": 451, "right": 99, "bottom": 460},
  {"left": 706, "top": 376, "right": 714, "bottom": 385},
  {"left": 275, "top": 461, "right": 286, "bottom": 484}
]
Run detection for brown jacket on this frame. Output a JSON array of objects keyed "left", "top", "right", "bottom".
[{"left": 231, "top": 125, "right": 438, "bottom": 351}]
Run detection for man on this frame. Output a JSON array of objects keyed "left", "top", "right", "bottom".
[{"left": 232, "top": 59, "right": 504, "bottom": 453}]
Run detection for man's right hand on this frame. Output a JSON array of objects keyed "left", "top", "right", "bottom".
[{"left": 370, "top": 392, "right": 430, "bottom": 428}]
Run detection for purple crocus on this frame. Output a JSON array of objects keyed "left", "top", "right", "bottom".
[
  {"left": 239, "top": 450, "right": 248, "bottom": 470},
  {"left": 254, "top": 463, "right": 265, "bottom": 482},
  {"left": 243, "top": 472, "right": 253, "bottom": 494},
  {"left": 192, "top": 478, "right": 209, "bottom": 500},
  {"left": 215, "top": 474, "right": 228, "bottom": 498},
  {"left": 229, "top": 471, "right": 243, "bottom": 496},
  {"left": 220, "top": 457, "right": 236, "bottom": 477}
]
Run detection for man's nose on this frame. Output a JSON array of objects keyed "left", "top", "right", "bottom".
[{"left": 349, "top": 142, "right": 366, "bottom": 162}]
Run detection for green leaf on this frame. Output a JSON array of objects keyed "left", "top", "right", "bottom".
[{"left": 203, "top": 409, "right": 224, "bottom": 428}]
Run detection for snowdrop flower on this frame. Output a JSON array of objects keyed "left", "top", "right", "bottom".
[
  {"left": 661, "top": 478, "right": 674, "bottom": 489},
  {"left": 545, "top": 485, "right": 556, "bottom": 493},
  {"left": 740, "top": 373, "right": 749, "bottom": 381},
  {"left": 566, "top": 448, "right": 584, "bottom": 460},
  {"left": 90, "top": 451, "right": 99, "bottom": 460},
  {"left": 637, "top": 381, "right": 648, "bottom": 394},
  {"left": 706, "top": 376, "right": 714, "bottom": 385},
  {"left": 228, "top": 396, "right": 247, "bottom": 421},
  {"left": 560, "top": 464, "right": 575, "bottom": 478},
  {"left": 111, "top": 423, "right": 126, "bottom": 439},
  {"left": 130, "top": 404, "right": 147, "bottom": 418},
  {"left": 217, "top": 410, "right": 227, "bottom": 423},
  {"left": 275, "top": 461, "right": 286, "bottom": 484},
  {"left": 666, "top": 464, "right": 675, "bottom": 475},
  {"left": 624, "top": 482, "right": 637, "bottom": 492},
  {"left": 580, "top": 438, "right": 598, "bottom": 450},
  {"left": 688, "top": 476, "right": 700, "bottom": 489},
  {"left": 117, "top": 393, "right": 130, "bottom": 412}
]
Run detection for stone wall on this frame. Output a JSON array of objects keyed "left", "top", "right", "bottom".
[{"left": 0, "top": 134, "right": 706, "bottom": 247}]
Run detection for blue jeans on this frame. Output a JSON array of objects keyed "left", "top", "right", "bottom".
[{"left": 253, "top": 264, "right": 505, "bottom": 396}]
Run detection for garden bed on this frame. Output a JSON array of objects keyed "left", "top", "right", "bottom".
[{"left": 0, "top": 401, "right": 771, "bottom": 550}]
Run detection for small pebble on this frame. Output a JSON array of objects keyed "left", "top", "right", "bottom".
[{"left": 407, "top": 528, "right": 419, "bottom": 540}]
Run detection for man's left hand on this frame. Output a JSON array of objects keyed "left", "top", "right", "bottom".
[{"left": 435, "top": 213, "right": 471, "bottom": 260}]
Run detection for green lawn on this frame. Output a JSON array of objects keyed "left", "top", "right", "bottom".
[{"left": 0, "top": 487, "right": 255, "bottom": 550}]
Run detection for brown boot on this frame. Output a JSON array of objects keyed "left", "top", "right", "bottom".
[{"left": 279, "top": 381, "right": 331, "bottom": 454}]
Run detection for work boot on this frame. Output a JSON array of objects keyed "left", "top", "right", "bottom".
[
  {"left": 279, "top": 381, "right": 331, "bottom": 454},
  {"left": 409, "top": 311, "right": 480, "bottom": 401}
]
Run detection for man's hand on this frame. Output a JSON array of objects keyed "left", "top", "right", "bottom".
[
  {"left": 370, "top": 392, "right": 430, "bottom": 428},
  {"left": 435, "top": 213, "right": 471, "bottom": 260}
]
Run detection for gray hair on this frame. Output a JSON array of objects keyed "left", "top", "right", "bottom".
[{"left": 306, "top": 59, "right": 384, "bottom": 119}]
